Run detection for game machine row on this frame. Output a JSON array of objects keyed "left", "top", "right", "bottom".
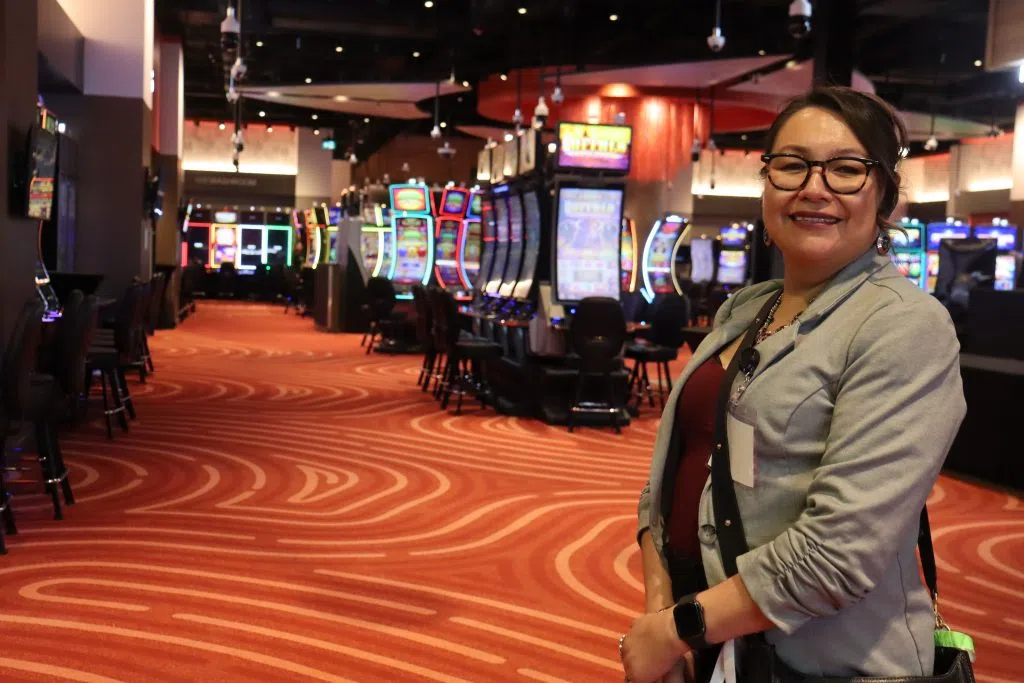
[
  {"left": 387, "top": 182, "right": 435, "bottom": 300},
  {"left": 972, "top": 218, "right": 1018, "bottom": 291},
  {"left": 714, "top": 222, "right": 754, "bottom": 290},
  {"left": 182, "top": 207, "right": 293, "bottom": 273},
  {"left": 891, "top": 218, "right": 927, "bottom": 289}
]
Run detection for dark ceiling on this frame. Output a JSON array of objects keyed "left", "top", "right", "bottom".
[{"left": 156, "top": 0, "right": 1019, "bottom": 160}]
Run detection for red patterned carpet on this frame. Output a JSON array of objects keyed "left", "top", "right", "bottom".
[{"left": 1, "top": 301, "right": 1021, "bottom": 682}]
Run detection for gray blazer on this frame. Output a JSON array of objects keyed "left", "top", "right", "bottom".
[{"left": 637, "top": 248, "right": 966, "bottom": 676}]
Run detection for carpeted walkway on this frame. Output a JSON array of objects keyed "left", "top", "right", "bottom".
[{"left": 1, "top": 302, "right": 1020, "bottom": 682}]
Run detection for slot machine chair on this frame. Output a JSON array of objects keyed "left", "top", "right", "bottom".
[
  {"left": 0, "top": 300, "right": 45, "bottom": 551},
  {"left": 411, "top": 286, "right": 439, "bottom": 392},
  {"left": 567, "top": 297, "right": 629, "bottom": 434},
  {"left": 625, "top": 294, "right": 690, "bottom": 413},
  {"left": 362, "top": 277, "right": 414, "bottom": 355},
  {"left": 87, "top": 283, "right": 149, "bottom": 438},
  {"left": 432, "top": 290, "right": 502, "bottom": 414}
]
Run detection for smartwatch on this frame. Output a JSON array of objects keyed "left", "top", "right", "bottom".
[{"left": 672, "top": 593, "right": 710, "bottom": 650}]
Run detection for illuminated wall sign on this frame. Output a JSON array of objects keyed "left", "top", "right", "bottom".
[{"left": 556, "top": 122, "right": 632, "bottom": 173}]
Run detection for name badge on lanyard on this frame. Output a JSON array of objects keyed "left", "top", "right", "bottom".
[
  {"left": 710, "top": 639, "right": 737, "bottom": 683},
  {"left": 727, "top": 404, "right": 757, "bottom": 488}
]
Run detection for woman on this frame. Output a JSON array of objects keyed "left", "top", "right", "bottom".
[{"left": 621, "top": 87, "right": 966, "bottom": 682}]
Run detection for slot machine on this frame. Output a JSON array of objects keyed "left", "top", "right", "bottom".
[
  {"left": 387, "top": 183, "right": 435, "bottom": 299},
  {"left": 973, "top": 219, "right": 1018, "bottom": 291},
  {"left": 433, "top": 187, "right": 472, "bottom": 298},
  {"left": 640, "top": 214, "right": 688, "bottom": 302},
  {"left": 925, "top": 220, "right": 970, "bottom": 293},
  {"left": 891, "top": 217, "right": 926, "bottom": 290},
  {"left": 210, "top": 209, "right": 240, "bottom": 269},
  {"left": 715, "top": 222, "right": 753, "bottom": 289},
  {"left": 459, "top": 191, "right": 484, "bottom": 290}
]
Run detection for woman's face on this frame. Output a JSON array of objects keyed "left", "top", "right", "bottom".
[{"left": 762, "top": 106, "right": 882, "bottom": 277}]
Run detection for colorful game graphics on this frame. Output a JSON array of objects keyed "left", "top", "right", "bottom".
[
  {"left": 891, "top": 220, "right": 926, "bottom": 290},
  {"left": 557, "top": 123, "right": 633, "bottom": 173},
  {"left": 434, "top": 188, "right": 471, "bottom": 290},
  {"left": 641, "top": 215, "right": 687, "bottom": 300},
  {"left": 554, "top": 186, "right": 623, "bottom": 303},
  {"left": 388, "top": 183, "right": 435, "bottom": 291},
  {"left": 621, "top": 218, "right": 638, "bottom": 292},
  {"left": 716, "top": 223, "right": 752, "bottom": 286},
  {"left": 474, "top": 196, "right": 497, "bottom": 292},
  {"left": 212, "top": 225, "right": 238, "bottom": 267}
]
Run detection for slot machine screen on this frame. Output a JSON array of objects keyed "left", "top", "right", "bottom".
[
  {"left": 266, "top": 228, "right": 290, "bottom": 267},
  {"left": 513, "top": 191, "right": 542, "bottom": 300},
  {"left": 974, "top": 226, "right": 1017, "bottom": 251},
  {"left": 690, "top": 237, "right": 715, "bottom": 284},
  {"left": 185, "top": 225, "right": 211, "bottom": 266},
  {"left": 392, "top": 216, "right": 431, "bottom": 284},
  {"left": 442, "top": 189, "right": 468, "bottom": 216},
  {"left": 892, "top": 227, "right": 923, "bottom": 250},
  {"left": 461, "top": 219, "right": 483, "bottom": 283},
  {"left": 621, "top": 221, "right": 635, "bottom": 292},
  {"left": 719, "top": 225, "right": 748, "bottom": 247},
  {"left": 893, "top": 252, "right": 924, "bottom": 282},
  {"left": 926, "top": 225, "right": 970, "bottom": 250},
  {"left": 647, "top": 219, "right": 685, "bottom": 294},
  {"left": 328, "top": 206, "right": 342, "bottom": 225},
  {"left": 716, "top": 249, "right": 747, "bottom": 285},
  {"left": 995, "top": 255, "right": 1017, "bottom": 291},
  {"left": 555, "top": 186, "right": 623, "bottom": 304},
  {"left": 435, "top": 219, "right": 462, "bottom": 286},
  {"left": 238, "top": 227, "right": 264, "bottom": 271},
  {"left": 500, "top": 195, "right": 524, "bottom": 297},
  {"left": 487, "top": 195, "right": 510, "bottom": 295},
  {"left": 212, "top": 226, "right": 238, "bottom": 267},
  {"left": 475, "top": 197, "right": 496, "bottom": 291}
]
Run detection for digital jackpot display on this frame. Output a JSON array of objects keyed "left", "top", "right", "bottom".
[
  {"left": 555, "top": 187, "right": 623, "bottom": 303},
  {"left": 557, "top": 123, "right": 633, "bottom": 173},
  {"left": 392, "top": 216, "right": 431, "bottom": 284}
]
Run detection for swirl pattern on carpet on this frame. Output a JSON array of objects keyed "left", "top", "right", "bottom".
[{"left": 1, "top": 302, "right": 1020, "bottom": 682}]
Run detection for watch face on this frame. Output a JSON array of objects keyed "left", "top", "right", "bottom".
[{"left": 674, "top": 600, "right": 705, "bottom": 639}]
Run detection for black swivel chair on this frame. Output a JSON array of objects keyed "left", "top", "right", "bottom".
[
  {"left": 625, "top": 294, "right": 691, "bottom": 412},
  {"left": 435, "top": 291, "right": 502, "bottom": 414},
  {"left": 567, "top": 297, "right": 628, "bottom": 433},
  {"left": 411, "top": 285, "right": 438, "bottom": 391}
]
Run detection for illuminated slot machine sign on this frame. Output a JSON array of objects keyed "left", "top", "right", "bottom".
[
  {"left": 210, "top": 210, "right": 240, "bottom": 268},
  {"left": 388, "top": 184, "right": 434, "bottom": 287},
  {"left": 460, "top": 192, "right": 483, "bottom": 285},
  {"left": 621, "top": 218, "right": 638, "bottom": 292},
  {"left": 238, "top": 210, "right": 267, "bottom": 272},
  {"left": 973, "top": 222, "right": 1018, "bottom": 291},
  {"left": 556, "top": 122, "right": 633, "bottom": 173},
  {"left": 554, "top": 186, "right": 624, "bottom": 304},
  {"left": 641, "top": 215, "right": 687, "bottom": 299},
  {"left": 925, "top": 222, "right": 970, "bottom": 293}
]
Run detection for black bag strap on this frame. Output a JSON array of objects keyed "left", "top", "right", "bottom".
[{"left": 711, "top": 292, "right": 940, "bottom": 602}]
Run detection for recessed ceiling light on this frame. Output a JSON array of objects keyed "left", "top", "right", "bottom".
[
  {"left": 973, "top": 59, "right": 983, "bottom": 67},
  {"left": 364, "top": 117, "right": 370, "bottom": 123},
  {"left": 258, "top": 110, "right": 266, "bottom": 118},
  {"left": 424, "top": 0, "right": 434, "bottom": 6},
  {"left": 311, "top": 114, "right": 319, "bottom": 120},
  {"left": 518, "top": 7, "right": 527, "bottom": 15},
  {"left": 740, "top": 134, "right": 748, "bottom": 141},
  {"left": 758, "top": 49, "right": 766, "bottom": 56},
  {"left": 413, "top": 51, "right": 421, "bottom": 58},
  {"left": 785, "top": 59, "right": 799, "bottom": 69},
  {"left": 334, "top": 95, "right": 349, "bottom": 102},
  {"left": 267, "top": 126, "right": 274, "bottom": 133},
  {"left": 218, "top": 122, "right": 226, "bottom": 130},
  {"left": 313, "top": 128, "right": 320, "bottom": 136},
  {"left": 500, "top": 73, "right": 508, "bottom": 81},
  {"left": 462, "top": 80, "right": 470, "bottom": 88},
  {"left": 440, "top": 122, "right": 448, "bottom": 128},
  {"left": 268, "top": 91, "right": 281, "bottom": 98},
  {"left": 335, "top": 46, "right": 343, "bottom": 53},
  {"left": 305, "top": 77, "right": 312, "bottom": 84},
  {"left": 609, "top": 14, "right": 618, "bottom": 21},
  {"left": 256, "top": 40, "right": 263, "bottom": 47}
]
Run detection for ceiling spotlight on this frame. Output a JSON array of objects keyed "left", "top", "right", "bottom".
[
  {"left": 266, "top": 125, "right": 274, "bottom": 133},
  {"left": 313, "top": 128, "right": 320, "bottom": 136},
  {"left": 440, "top": 122, "right": 448, "bottom": 129},
  {"left": 218, "top": 122, "right": 226, "bottom": 130},
  {"left": 413, "top": 51, "right": 421, "bottom": 58},
  {"left": 973, "top": 59, "right": 983, "bottom": 68},
  {"left": 424, "top": 0, "right": 434, "bottom": 6},
  {"left": 758, "top": 49, "right": 766, "bottom": 56},
  {"left": 348, "top": 151, "right": 358, "bottom": 164},
  {"left": 430, "top": 124, "right": 442, "bottom": 139},
  {"left": 462, "top": 80, "right": 470, "bottom": 88},
  {"left": 335, "top": 46, "right": 343, "bottom": 53},
  {"left": 609, "top": 14, "right": 618, "bottom": 21},
  {"left": 500, "top": 73, "right": 508, "bottom": 81},
  {"left": 504, "top": 133, "right": 514, "bottom": 142},
  {"left": 256, "top": 40, "right": 263, "bottom": 47},
  {"left": 258, "top": 110, "right": 266, "bottom": 118},
  {"left": 924, "top": 135, "right": 939, "bottom": 152},
  {"left": 268, "top": 91, "right": 281, "bottom": 98},
  {"left": 305, "top": 77, "right": 312, "bottom": 84},
  {"left": 517, "top": 7, "right": 527, "bottom": 15},
  {"left": 364, "top": 117, "right": 370, "bottom": 123},
  {"left": 311, "top": 114, "right": 319, "bottom": 120},
  {"left": 785, "top": 59, "right": 799, "bottom": 69},
  {"left": 57, "top": 122, "right": 67, "bottom": 134},
  {"left": 334, "top": 95, "right": 349, "bottom": 102}
]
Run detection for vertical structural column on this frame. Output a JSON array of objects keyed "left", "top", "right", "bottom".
[
  {"left": 1011, "top": 100, "right": 1024, "bottom": 232},
  {"left": 53, "top": 0, "right": 154, "bottom": 297},
  {"left": 812, "top": 1, "right": 856, "bottom": 88},
  {"left": 154, "top": 39, "right": 184, "bottom": 268},
  {"left": 0, "top": 0, "right": 41, "bottom": 339}
]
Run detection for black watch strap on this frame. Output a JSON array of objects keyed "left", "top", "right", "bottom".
[{"left": 672, "top": 593, "right": 710, "bottom": 650}]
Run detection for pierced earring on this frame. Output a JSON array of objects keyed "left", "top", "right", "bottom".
[
  {"left": 763, "top": 230, "right": 773, "bottom": 247},
  {"left": 876, "top": 230, "right": 892, "bottom": 255}
]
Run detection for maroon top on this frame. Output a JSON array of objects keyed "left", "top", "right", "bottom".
[{"left": 666, "top": 358, "right": 725, "bottom": 559}]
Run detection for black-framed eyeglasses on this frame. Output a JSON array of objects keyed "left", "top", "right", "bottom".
[{"left": 761, "top": 153, "right": 879, "bottom": 195}]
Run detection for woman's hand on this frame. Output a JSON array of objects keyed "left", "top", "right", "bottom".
[{"left": 621, "top": 609, "right": 689, "bottom": 683}]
